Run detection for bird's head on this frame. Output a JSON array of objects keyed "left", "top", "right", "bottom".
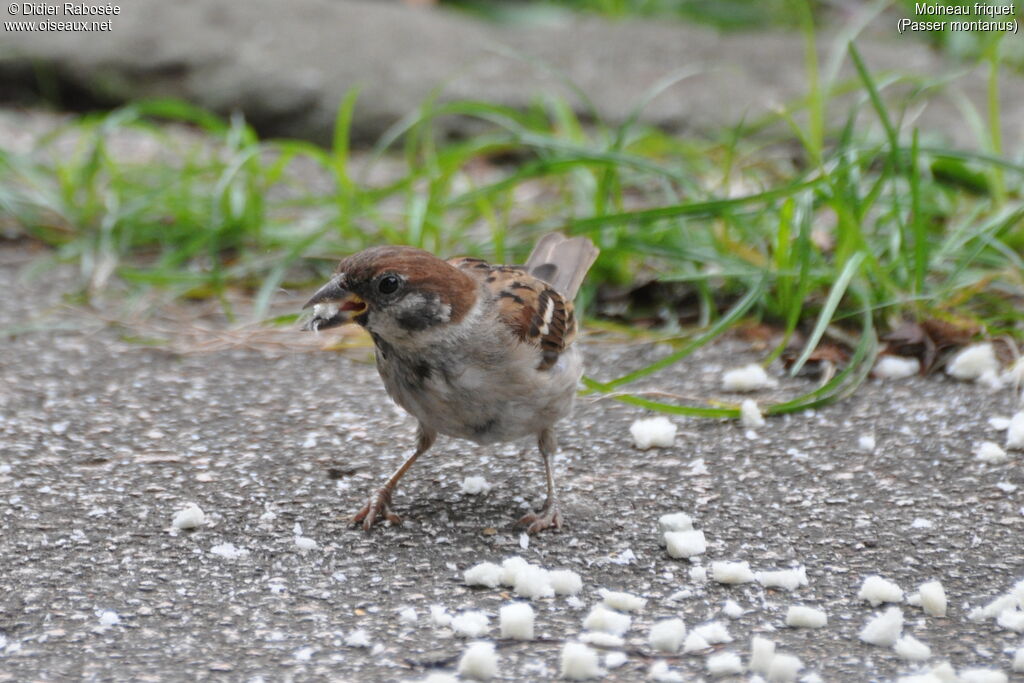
[{"left": 302, "top": 246, "right": 478, "bottom": 341}]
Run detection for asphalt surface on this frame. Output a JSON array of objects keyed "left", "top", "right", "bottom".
[{"left": 2, "top": 246, "right": 1023, "bottom": 682}]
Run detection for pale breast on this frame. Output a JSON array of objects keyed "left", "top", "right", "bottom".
[{"left": 376, "top": 337, "right": 583, "bottom": 445}]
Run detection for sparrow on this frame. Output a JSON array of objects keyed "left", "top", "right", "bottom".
[{"left": 302, "top": 233, "right": 599, "bottom": 533}]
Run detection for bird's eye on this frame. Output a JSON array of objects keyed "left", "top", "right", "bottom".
[{"left": 378, "top": 274, "right": 401, "bottom": 295}]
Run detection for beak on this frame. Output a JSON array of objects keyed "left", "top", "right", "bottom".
[{"left": 301, "top": 276, "right": 367, "bottom": 331}]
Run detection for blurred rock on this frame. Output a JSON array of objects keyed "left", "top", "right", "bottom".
[{"left": 1, "top": 0, "right": 1020, "bottom": 148}]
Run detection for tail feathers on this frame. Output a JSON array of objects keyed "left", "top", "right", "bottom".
[{"left": 524, "top": 233, "right": 599, "bottom": 299}]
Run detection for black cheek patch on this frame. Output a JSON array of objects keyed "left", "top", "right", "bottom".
[{"left": 395, "top": 294, "right": 449, "bottom": 332}]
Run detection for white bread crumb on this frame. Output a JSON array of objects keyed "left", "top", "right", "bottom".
[
  {"left": 740, "top": 399, "right": 766, "bottom": 428},
  {"left": 976, "top": 441, "right": 1010, "bottom": 463},
  {"left": 946, "top": 343, "right": 999, "bottom": 380},
  {"left": 513, "top": 564, "right": 554, "bottom": 599},
  {"left": 658, "top": 512, "right": 694, "bottom": 535},
  {"left": 604, "top": 651, "right": 627, "bottom": 669},
  {"left": 457, "top": 641, "right": 498, "bottom": 680},
  {"left": 859, "top": 606, "right": 903, "bottom": 646},
  {"left": 873, "top": 355, "right": 920, "bottom": 379},
  {"left": 706, "top": 651, "right": 744, "bottom": 676},
  {"left": 682, "top": 631, "right": 710, "bottom": 653},
  {"left": 918, "top": 580, "right": 947, "bottom": 617},
  {"left": 499, "top": 602, "right": 534, "bottom": 640},
  {"left": 756, "top": 566, "right": 808, "bottom": 591},
  {"left": 464, "top": 562, "right": 504, "bottom": 588},
  {"left": 665, "top": 530, "right": 706, "bottom": 558},
  {"left": 630, "top": 417, "right": 677, "bottom": 449},
  {"left": 582, "top": 605, "right": 631, "bottom": 636},
  {"left": 648, "top": 618, "right": 686, "bottom": 653},
  {"left": 451, "top": 611, "right": 490, "bottom": 638},
  {"left": 693, "top": 621, "right": 732, "bottom": 644},
  {"left": 598, "top": 589, "right": 646, "bottom": 612},
  {"left": 1006, "top": 411, "right": 1024, "bottom": 450},
  {"left": 958, "top": 670, "right": 1008, "bottom": 683},
  {"left": 560, "top": 642, "right": 602, "bottom": 680},
  {"left": 766, "top": 653, "right": 804, "bottom": 683},
  {"left": 461, "top": 476, "right": 492, "bottom": 495},
  {"left": 548, "top": 569, "right": 583, "bottom": 596},
  {"left": 171, "top": 503, "right": 206, "bottom": 530},
  {"left": 722, "top": 599, "right": 743, "bottom": 618},
  {"left": 858, "top": 575, "right": 904, "bottom": 606},
  {"left": 785, "top": 605, "right": 827, "bottom": 628},
  {"left": 723, "top": 363, "right": 777, "bottom": 392},
  {"left": 711, "top": 561, "right": 755, "bottom": 584},
  {"left": 894, "top": 635, "right": 931, "bottom": 662},
  {"left": 749, "top": 636, "right": 776, "bottom": 674}
]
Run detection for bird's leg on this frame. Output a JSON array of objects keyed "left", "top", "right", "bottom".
[
  {"left": 517, "top": 428, "right": 563, "bottom": 534},
  {"left": 352, "top": 425, "right": 436, "bottom": 532}
]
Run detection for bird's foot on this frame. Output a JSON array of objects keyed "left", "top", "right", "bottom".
[
  {"left": 517, "top": 502, "right": 563, "bottom": 534},
  {"left": 351, "top": 487, "right": 402, "bottom": 531}
]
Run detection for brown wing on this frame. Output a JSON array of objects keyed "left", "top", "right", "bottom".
[{"left": 448, "top": 256, "right": 577, "bottom": 371}]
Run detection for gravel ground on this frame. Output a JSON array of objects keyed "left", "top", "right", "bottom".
[{"left": 1, "top": 246, "right": 1023, "bottom": 682}]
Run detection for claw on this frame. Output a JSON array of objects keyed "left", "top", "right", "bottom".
[
  {"left": 351, "top": 488, "right": 402, "bottom": 531},
  {"left": 516, "top": 504, "right": 563, "bottom": 534}
]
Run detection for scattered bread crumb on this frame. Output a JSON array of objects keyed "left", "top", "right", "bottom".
[
  {"left": 1006, "top": 411, "right": 1024, "bottom": 450},
  {"left": 464, "top": 562, "right": 504, "bottom": 588},
  {"left": 766, "top": 653, "right": 804, "bottom": 683},
  {"left": 894, "top": 635, "right": 932, "bottom": 662},
  {"left": 171, "top": 503, "right": 206, "bottom": 530},
  {"left": 461, "top": 476, "right": 492, "bottom": 495},
  {"left": 740, "top": 399, "right": 765, "bottom": 428},
  {"left": 711, "top": 561, "right": 755, "bottom": 584},
  {"left": 918, "top": 580, "right": 947, "bottom": 617},
  {"left": 499, "top": 602, "right": 534, "bottom": 640},
  {"left": 598, "top": 589, "right": 646, "bottom": 612},
  {"left": 858, "top": 434, "right": 876, "bottom": 452},
  {"left": 976, "top": 441, "right": 1010, "bottom": 464},
  {"left": 548, "top": 569, "right": 583, "bottom": 596},
  {"left": 630, "top": 417, "right": 677, "bottom": 449},
  {"left": 749, "top": 636, "right": 776, "bottom": 674},
  {"left": 858, "top": 575, "right": 904, "bottom": 606},
  {"left": 648, "top": 618, "right": 686, "bottom": 653},
  {"left": 722, "top": 599, "right": 743, "bottom": 619},
  {"left": 682, "top": 631, "right": 711, "bottom": 653},
  {"left": 706, "top": 651, "right": 744, "bottom": 676},
  {"left": 873, "top": 355, "right": 920, "bottom": 379},
  {"left": 582, "top": 605, "right": 632, "bottom": 636},
  {"left": 859, "top": 606, "right": 903, "bottom": 646},
  {"left": 785, "top": 605, "right": 827, "bottom": 628},
  {"left": 451, "top": 611, "right": 490, "bottom": 638},
  {"left": 946, "top": 343, "right": 998, "bottom": 381},
  {"left": 500, "top": 556, "right": 531, "bottom": 587},
  {"left": 429, "top": 605, "right": 452, "bottom": 627},
  {"left": 457, "top": 641, "right": 498, "bottom": 681},
  {"left": 958, "top": 669, "right": 1008, "bottom": 683},
  {"left": 513, "top": 564, "right": 554, "bottom": 599},
  {"left": 756, "top": 566, "right": 808, "bottom": 591},
  {"left": 649, "top": 660, "right": 684, "bottom": 682},
  {"left": 560, "top": 642, "right": 602, "bottom": 680},
  {"left": 665, "top": 530, "right": 706, "bottom": 558},
  {"left": 658, "top": 512, "right": 694, "bottom": 535},
  {"left": 723, "top": 363, "right": 777, "bottom": 392},
  {"left": 604, "top": 651, "right": 627, "bottom": 669},
  {"left": 693, "top": 621, "right": 732, "bottom": 644}
]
